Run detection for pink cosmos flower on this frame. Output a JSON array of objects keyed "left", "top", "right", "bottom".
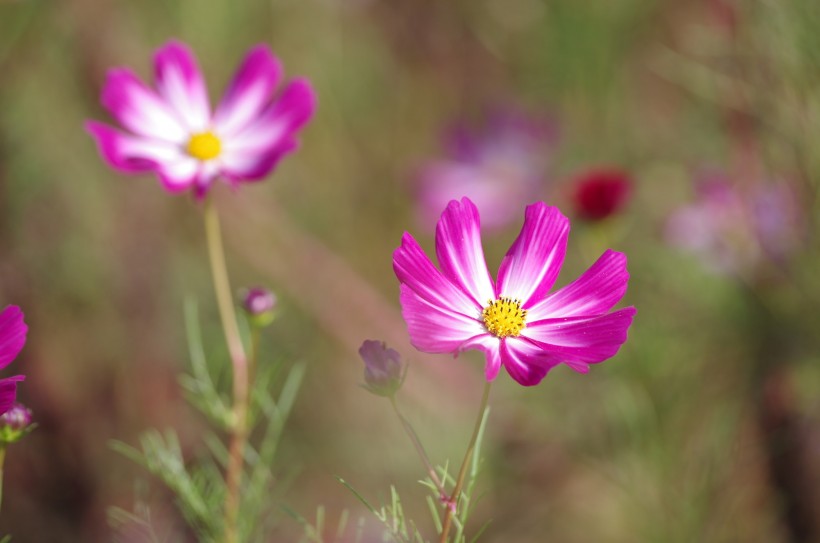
[
  {"left": 394, "top": 197, "right": 635, "bottom": 386},
  {"left": 86, "top": 40, "right": 316, "bottom": 198},
  {"left": 415, "top": 109, "right": 557, "bottom": 231},
  {"left": 0, "top": 306, "right": 27, "bottom": 416},
  {"left": 665, "top": 171, "right": 802, "bottom": 275}
]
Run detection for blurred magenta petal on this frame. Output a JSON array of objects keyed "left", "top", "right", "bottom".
[
  {"left": 220, "top": 79, "right": 317, "bottom": 181},
  {"left": 0, "top": 305, "right": 28, "bottom": 371},
  {"left": 100, "top": 69, "right": 187, "bottom": 143},
  {"left": 214, "top": 45, "right": 282, "bottom": 136},
  {"left": 154, "top": 41, "right": 211, "bottom": 132},
  {"left": 0, "top": 377, "right": 25, "bottom": 418},
  {"left": 86, "top": 122, "right": 187, "bottom": 176},
  {"left": 87, "top": 40, "right": 316, "bottom": 197},
  {"left": 394, "top": 197, "right": 635, "bottom": 386}
]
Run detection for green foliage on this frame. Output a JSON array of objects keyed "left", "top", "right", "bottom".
[
  {"left": 109, "top": 299, "right": 305, "bottom": 542},
  {"left": 108, "top": 501, "right": 168, "bottom": 543},
  {"left": 296, "top": 406, "right": 491, "bottom": 543}
]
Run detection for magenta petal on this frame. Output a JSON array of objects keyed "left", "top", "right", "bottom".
[
  {"left": 214, "top": 45, "right": 283, "bottom": 137},
  {"left": 399, "top": 285, "right": 485, "bottom": 353},
  {"left": 522, "top": 307, "right": 637, "bottom": 366},
  {"left": 86, "top": 121, "right": 183, "bottom": 174},
  {"left": 435, "top": 198, "right": 495, "bottom": 307},
  {"left": 154, "top": 40, "right": 211, "bottom": 132},
  {"left": 0, "top": 306, "right": 27, "bottom": 371},
  {"left": 527, "top": 250, "right": 629, "bottom": 320},
  {"left": 220, "top": 79, "right": 316, "bottom": 181},
  {"left": 157, "top": 156, "right": 202, "bottom": 192},
  {"left": 0, "top": 376, "right": 25, "bottom": 416},
  {"left": 100, "top": 68, "right": 187, "bottom": 142},
  {"left": 393, "top": 233, "right": 481, "bottom": 317},
  {"left": 460, "top": 334, "right": 503, "bottom": 381},
  {"left": 496, "top": 202, "right": 570, "bottom": 306},
  {"left": 500, "top": 340, "right": 553, "bottom": 386}
]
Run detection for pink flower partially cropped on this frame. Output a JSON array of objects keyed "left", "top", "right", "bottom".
[
  {"left": 416, "top": 109, "right": 557, "bottom": 231},
  {"left": 86, "top": 40, "right": 316, "bottom": 198},
  {"left": 0, "top": 306, "right": 27, "bottom": 415},
  {"left": 394, "top": 197, "right": 635, "bottom": 386},
  {"left": 665, "top": 171, "right": 803, "bottom": 276}
]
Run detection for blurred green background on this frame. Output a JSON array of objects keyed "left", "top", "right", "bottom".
[{"left": 1, "top": 0, "right": 820, "bottom": 541}]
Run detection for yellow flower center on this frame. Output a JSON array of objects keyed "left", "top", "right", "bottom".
[
  {"left": 482, "top": 297, "right": 527, "bottom": 338},
  {"left": 187, "top": 131, "right": 222, "bottom": 160}
]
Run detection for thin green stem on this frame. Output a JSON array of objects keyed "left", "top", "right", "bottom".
[
  {"left": 249, "top": 327, "right": 261, "bottom": 389},
  {"left": 204, "top": 197, "right": 248, "bottom": 543},
  {"left": 389, "top": 396, "right": 446, "bottom": 498},
  {"left": 438, "top": 381, "right": 492, "bottom": 543}
]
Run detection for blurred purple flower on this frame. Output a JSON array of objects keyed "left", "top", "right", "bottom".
[
  {"left": 394, "top": 197, "right": 635, "bottom": 387},
  {"left": 571, "top": 167, "right": 632, "bottom": 221},
  {"left": 359, "top": 340, "right": 405, "bottom": 397},
  {"left": 416, "top": 109, "right": 557, "bottom": 231},
  {"left": 666, "top": 171, "right": 802, "bottom": 275},
  {"left": 0, "top": 306, "right": 27, "bottom": 416},
  {"left": 87, "top": 40, "right": 316, "bottom": 198}
]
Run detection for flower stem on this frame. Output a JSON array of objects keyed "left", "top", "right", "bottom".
[
  {"left": 438, "top": 381, "right": 492, "bottom": 543},
  {"left": 389, "top": 396, "right": 447, "bottom": 498},
  {"left": 204, "top": 197, "right": 248, "bottom": 543}
]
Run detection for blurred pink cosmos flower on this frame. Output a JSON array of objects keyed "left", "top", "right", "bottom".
[
  {"left": 665, "top": 172, "right": 802, "bottom": 275},
  {"left": 416, "top": 109, "right": 557, "bottom": 231},
  {"left": 394, "top": 197, "right": 635, "bottom": 386},
  {"left": 86, "top": 40, "right": 316, "bottom": 198},
  {"left": 0, "top": 306, "right": 27, "bottom": 416}
]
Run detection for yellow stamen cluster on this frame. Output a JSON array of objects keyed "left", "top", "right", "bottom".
[
  {"left": 187, "top": 131, "right": 222, "bottom": 160},
  {"left": 482, "top": 297, "right": 527, "bottom": 338}
]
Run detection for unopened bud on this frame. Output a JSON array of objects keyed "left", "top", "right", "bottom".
[
  {"left": 0, "top": 402, "right": 34, "bottom": 444},
  {"left": 359, "top": 340, "right": 405, "bottom": 397},
  {"left": 240, "top": 287, "right": 277, "bottom": 328}
]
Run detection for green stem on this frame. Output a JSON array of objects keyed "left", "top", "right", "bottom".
[
  {"left": 204, "top": 197, "right": 248, "bottom": 543},
  {"left": 389, "top": 396, "right": 446, "bottom": 498},
  {"left": 438, "top": 381, "right": 492, "bottom": 543},
  {"left": 248, "top": 327, "right": 261, "bottom": 389}
]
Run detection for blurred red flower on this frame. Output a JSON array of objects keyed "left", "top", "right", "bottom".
[{"left": 571, "top": 168, "right": 632, "bottom": 221}]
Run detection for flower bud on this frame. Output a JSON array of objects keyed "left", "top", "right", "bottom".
[
  {"left": 240, "top": 287, "right": 277, "bottom": 328},
  {"left": 359, "top": 340, "right": 405, "bottom": 397},
  {"left": 0, "top": 402, "right": 34, "bottom": 444}
]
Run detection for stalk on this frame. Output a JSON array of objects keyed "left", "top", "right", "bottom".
[
  {"left": 389, "top": 396, "right": 446, "bottom": 499},
  {"left": 204, "top": 197, "right": 249, "bottom": 543},
  {"left": 438, "top": 381, "right": 492, "bottom": 543}
]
